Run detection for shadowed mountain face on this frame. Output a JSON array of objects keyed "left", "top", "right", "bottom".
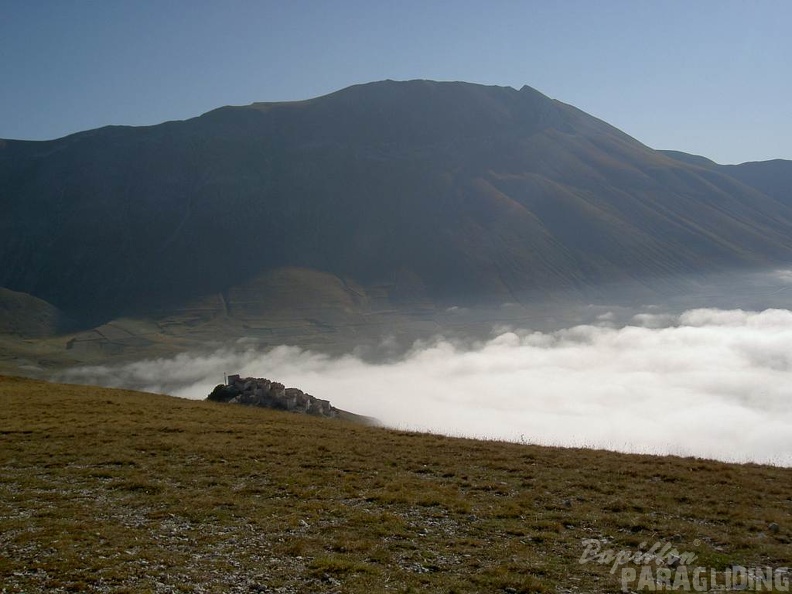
[{"left": 3, "top": 80, "right": 792, "bottom": 326}]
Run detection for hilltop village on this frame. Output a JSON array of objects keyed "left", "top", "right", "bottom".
[{"left": 207, "top": 374, "right": 339, "bottom": 418}]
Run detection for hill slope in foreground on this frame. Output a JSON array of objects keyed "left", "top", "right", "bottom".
[{"left": 1, "top": 376, "right": 789, "bottom": 593}]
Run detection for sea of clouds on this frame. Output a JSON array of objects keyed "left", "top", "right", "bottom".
[{"left": 62, "top": 307, "right": 792, "bottom": 466}]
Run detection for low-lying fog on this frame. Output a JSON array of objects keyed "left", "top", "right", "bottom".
[{"left": 62, "top": 270, "right": 792, "bottom": 466}]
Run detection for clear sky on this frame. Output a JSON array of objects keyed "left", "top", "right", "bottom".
[{"left": 1, "top": 0, "right": 790, "bottom": 164}]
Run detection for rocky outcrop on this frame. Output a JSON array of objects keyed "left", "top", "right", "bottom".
[{"left": 207, "top": 374, "right": 338, "bottom": 418}]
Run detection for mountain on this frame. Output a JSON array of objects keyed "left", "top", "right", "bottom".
[
  {"left": 721, "top": 160, "right": 792, "bottom": 204},
  {"left": 3, "top": 80, "right": 792, "bottom": 329},
  {"left": 660, "top": 150, "right": 792, "bottom": 205}
]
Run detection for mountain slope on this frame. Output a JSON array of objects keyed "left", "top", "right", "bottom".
[{"left": 3, "top": 80, "right": 792, "bottom": 327}]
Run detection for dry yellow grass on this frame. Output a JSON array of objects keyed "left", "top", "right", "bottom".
[{"left": 0, "top": 374, "right": 789, "bottom": 593}]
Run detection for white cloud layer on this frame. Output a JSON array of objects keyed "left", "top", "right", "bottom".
[{"left": 62, "top": 308, "right": 792, "bottom": 466}]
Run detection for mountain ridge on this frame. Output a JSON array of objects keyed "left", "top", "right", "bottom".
[{"left": 661, "top": 150, "right": 792, "bottom": 206}]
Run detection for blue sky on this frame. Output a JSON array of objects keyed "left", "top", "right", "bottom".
[{"left": 1, "top": 0, "right": 790, "bottom": 164}]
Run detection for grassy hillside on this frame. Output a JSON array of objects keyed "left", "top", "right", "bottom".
[{"left": 1, "top": 375, "right": 789, "bottom": 593}]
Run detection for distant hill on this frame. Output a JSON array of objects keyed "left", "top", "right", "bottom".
[
  {"left": 659, "top": 150, "right": 792, "bottom": 204},
  {"left": 0, "top": 287, "right": 67, "bottom": 337},
  {"left": 719, "top": 160, "right": 792, "bottom": 205},
  {"left": 3, "top": 80, "right": 792, "bottom": 328}
]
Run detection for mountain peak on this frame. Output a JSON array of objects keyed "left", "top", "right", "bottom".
[{"left": 226, "top": 78, "right": 568, "bottom": 150}]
